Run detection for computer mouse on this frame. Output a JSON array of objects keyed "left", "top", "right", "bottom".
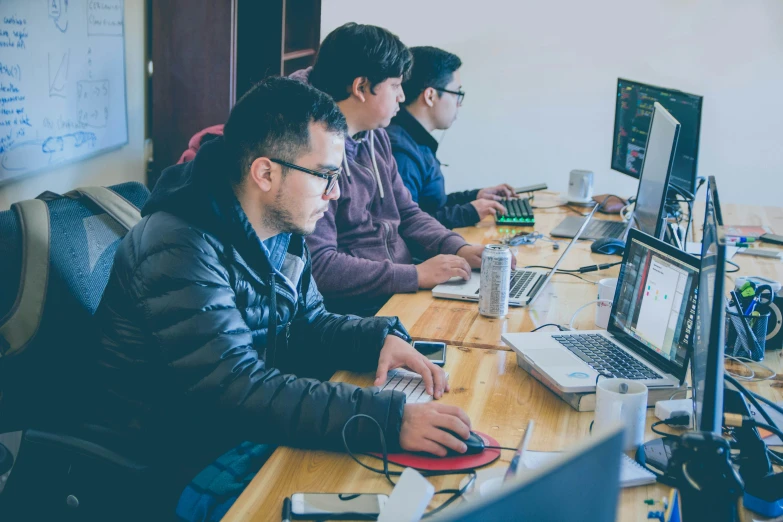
[
  {"left": 440, "top": 429, "right": 485, "bottom": 456},
  {"left": 591, "top": 237, "right": 626, "bottom": 256}
]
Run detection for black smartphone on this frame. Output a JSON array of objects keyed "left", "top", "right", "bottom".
[
  {"left": 760, "top": 233, "right": 783, "bottom": 246},
  {"left": 514, "top": 183, "right": 548, "bottom": 194},
  {"left": 412, "top": 340, "right": 447, "bottom": 366},
  {"left": 291, "top": 493, "right": 388, "bottom": 519}
]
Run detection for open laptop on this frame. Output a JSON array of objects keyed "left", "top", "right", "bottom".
[
  {"left": 433, "top": 203, "right": 601, "bottom": 307},
  {"left": 503, "top": 227, "right": 698, "bottom": 393},
  {"left": 432, "top": 425, "right": 623, "bottom": 521},
  {"left": 551, "top": 101, "right": 681, "bottom": 241}
]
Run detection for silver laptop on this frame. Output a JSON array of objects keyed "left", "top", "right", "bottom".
[
  {"left": 551, "top": 101, "right": 681, "bottom": 241},
  {"left": 502, "top": 228, "right": 697, "bottom": 393},
  {"left": 432, "top": 203, "right": 601, "bottom": 307}
]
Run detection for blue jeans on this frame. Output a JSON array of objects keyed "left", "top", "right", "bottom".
[{"left": 175, "top": 442, "right": 276, "bottom": 522}]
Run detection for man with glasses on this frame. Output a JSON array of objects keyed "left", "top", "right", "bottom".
[
  {"left": 388, "top": 46, "right": 515, "bottom": 229},
  {"left": 293, "top": 24, "right": 493, "bottom": 317},
  {"left": 92, "top": 77, "right": 472, "bottom": 520}
]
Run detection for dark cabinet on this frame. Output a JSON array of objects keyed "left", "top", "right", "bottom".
[{"left": 149, "top": 0, "right": 321, "bottom": 186}]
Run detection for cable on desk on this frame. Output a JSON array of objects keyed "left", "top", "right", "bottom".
[
  {"left": 531, "top": 323, "right": 568, "bottom": 332},
  {"left": 727, "top": 260, "right": 740, "bottom": 273},
  {"left": 651, "top": 415, "right": 691, "bottom": 438},
  {"left": 724, "top": 355, "right": 777, "bottom": 382},
  {"left": 568, "top": 299, "right": 612, "bottom": 329},
  {"left": 523, "top": 262, "right": 621, "bottom": 274}
]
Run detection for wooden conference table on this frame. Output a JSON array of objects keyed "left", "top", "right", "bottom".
[{"left": 225, "top": 192, "right": 783, "bottom": 521}]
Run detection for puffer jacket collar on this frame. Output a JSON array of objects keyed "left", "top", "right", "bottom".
[{"left": 144, "top": 138, "right": 304, "bottom": 361}]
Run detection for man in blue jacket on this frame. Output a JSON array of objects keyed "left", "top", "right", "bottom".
[
  {"left": 387, "top": 46, "right": 515, "bottom": 229},
  {"left": 93, "top": 77, "right": 471, "bottom": 521}
]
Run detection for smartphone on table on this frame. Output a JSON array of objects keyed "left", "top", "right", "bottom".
[
  {"left": 412, "top": 340, "right": 447, "bottom": 366},
  {"left": 290, "top": 493, "right": 388, "bottom": 519}
]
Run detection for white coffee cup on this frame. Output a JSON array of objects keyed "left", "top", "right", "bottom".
[
  {"left": 595, "top": 277, "right": 618, "bottom": 329},
  {"left": 594, "top": 378, "right": 648, "bottom": 451}
]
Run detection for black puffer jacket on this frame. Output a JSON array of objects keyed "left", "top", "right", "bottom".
[{"left": 93, "top": 138, "right": 407, "bottom": 488}]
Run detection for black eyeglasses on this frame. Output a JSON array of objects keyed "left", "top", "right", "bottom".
[
  {"left": 269, "top": 159, "right": 341, "bottom": 196},
  {"left": 434, "top": 87, "right": 465, "bottom": 106}
]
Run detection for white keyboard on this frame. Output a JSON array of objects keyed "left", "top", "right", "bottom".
[{"left": 380, "top": 369, "right": 449, "bottom": 403}]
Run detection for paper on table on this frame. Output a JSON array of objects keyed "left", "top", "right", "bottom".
[
  {"left": 686, "top": 242, "right": 739, "bottom": 260},
  {"left": 520, "top": 450, "right": 655, "bottom": 488}
]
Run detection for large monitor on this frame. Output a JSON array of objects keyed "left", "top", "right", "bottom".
[
  {"left": 692, "top": 176, "right": 727, "bottom": 434},
  {"left": 632, "top": 101, "right": 681, "bottom": 240},
  {"left": 612, "top": 78, "right": 703, "bottom": 196}
]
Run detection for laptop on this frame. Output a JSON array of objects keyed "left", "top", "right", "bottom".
[
  {"left": 551, "top": 101, "right": 681, "bottom": 241},
  {"left": 502, "top": 228, "right": 698, "bottom": 393},
  {"left": 432, "top": 203, "right": 601, "bottom": 307},
  {"left": 431, "top": 425, "right": 623, "bottom": 521}
]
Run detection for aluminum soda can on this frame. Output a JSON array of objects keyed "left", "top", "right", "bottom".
[{"left": 479, "top": 244, "right": 512, "bottom": 318}]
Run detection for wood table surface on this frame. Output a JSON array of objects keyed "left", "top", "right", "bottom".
[
  {"left": 379, "top": 192, "right": 783, "bottom": 350},
  {"left": 224, "top": 192, "right": 783, "bottom": 521}
]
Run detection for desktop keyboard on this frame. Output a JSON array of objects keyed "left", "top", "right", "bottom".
[
  {"left": 497, "top": 197, "right": 535, "bottom": 226},
  {"left": 381, "top": 369, "right": 450, "bottom": 403},
  {"left": 551, "top": 334, "right": 663, "bottom": 380}
]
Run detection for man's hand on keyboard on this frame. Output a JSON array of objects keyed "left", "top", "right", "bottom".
[
  {"left": 477, "top": 183, "right": 516, "bottom": 201},
  {"left": 374, "top": 335, "right": 449, "bottom": 399},
  {"left": 400, "top": 403, "right": 472, "bottom": 457},
  {"left": 456, "top": 244, "right": 517, "bottom": 270}
]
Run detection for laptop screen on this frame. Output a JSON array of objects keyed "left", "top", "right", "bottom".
[{"left": 608, "top": 229, "right": 699, "bottom": 381}]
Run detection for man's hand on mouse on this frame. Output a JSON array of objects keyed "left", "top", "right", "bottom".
[
  {"left": 399, "top": 403, "right": 472, "bottom": 457},
  {"left": 374, "top": 335, "right": 448, "bottom": 398}
]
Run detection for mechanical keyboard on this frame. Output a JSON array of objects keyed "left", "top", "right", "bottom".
[{"left": 496, "top": 197, "right": 535, "bottom": 226}]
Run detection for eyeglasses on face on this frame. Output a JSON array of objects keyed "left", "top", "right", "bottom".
[
  {"left": 269, "top": 158, "right": 341, "bottom": 196},
  {"left": 434, "top": 87, "right": 465, "bottom": 106}
]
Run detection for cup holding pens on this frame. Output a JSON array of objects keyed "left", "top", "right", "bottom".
[{"left": 725, "top": 307, "right": 769, "bottom": 361}]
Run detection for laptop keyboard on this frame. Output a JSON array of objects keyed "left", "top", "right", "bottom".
[
  {"left": 585, "top": 220, "right": 627, "bottom": 239},
  {"left": 552, "top": 334, "right": 663, "bottom": 380},
  {"left": 381, "top": 369, "right": 436, "bottom": 403},
  {"left": 473, "top": 270, "right": 538, "bottom": 299}
]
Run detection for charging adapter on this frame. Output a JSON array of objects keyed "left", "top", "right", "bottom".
[
  {"left": 654, "top": 399, "right": 693, "bottom": 428},
  {"left": 377, "top": 468, "right": 435, "bottom": 522}
]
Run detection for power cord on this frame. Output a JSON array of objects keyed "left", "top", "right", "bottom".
[
  {"left": 724, "top": 355, "right": 778, "bottom": 382},
  {"left": 727, "top": 260, "right": 740, "bottom": 273},
  {"left": 531, "top": 323, "right": 568, "bottom": 332},
  {"left": 651, "top": 414, "right": 691, "bottom": 438},
  {"left": 524, "top": 262, "right": 621, "bottom": 274},
  {"left": 568, "top": 299, "right": 612, "bottom": 329}
]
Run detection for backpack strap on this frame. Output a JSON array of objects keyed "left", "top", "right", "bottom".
[
  {"left": 68, "top": 186, "right": 142, "bottom": 231},
  {"left": 0, "top": 200, "right": 50, "bottom": 358}
]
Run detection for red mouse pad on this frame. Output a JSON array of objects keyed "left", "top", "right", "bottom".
[{"left": 369, "top": 431, "right": 500, "bottom": 471}]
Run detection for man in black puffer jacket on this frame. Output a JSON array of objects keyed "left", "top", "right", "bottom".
[{"left": 92, "top": 77, "right": 472, "bottom": 517}]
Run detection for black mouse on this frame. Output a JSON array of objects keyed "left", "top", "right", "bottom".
[
  {"left": 441, "top": 429, "right": 485, "bottom": 456},
  {"left": 591, "top": 237, "right": 626, "bottom": 256}
]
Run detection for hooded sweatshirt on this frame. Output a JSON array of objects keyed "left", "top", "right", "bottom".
[{"left": 289, "top": 68, "right": 468, "bottom": 316}]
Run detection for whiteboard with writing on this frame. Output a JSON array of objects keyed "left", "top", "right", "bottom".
[{"left": 0, "top": 0, "right": 127, "bottom": 185}]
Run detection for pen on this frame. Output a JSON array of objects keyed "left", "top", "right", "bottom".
[
  {"left": 505, "top": 419, "right": 535, "bottom": 482},
  {"left": 282, "top": 497, "right": 292, "bottom": 522}
]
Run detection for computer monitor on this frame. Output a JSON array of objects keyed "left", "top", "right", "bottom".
[
  {"left": 612, "top": 78, "right": 703, "bottom": 196},
  {"left": 631, "top": 101, "right": 681, "bottom": 240},
  {"left": 692, "top": 176, "right": 726, "bottom": 434}
]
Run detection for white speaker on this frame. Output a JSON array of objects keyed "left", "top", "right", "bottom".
[{"left": 567, "top": 169, "right": 594, "bottom": 205}]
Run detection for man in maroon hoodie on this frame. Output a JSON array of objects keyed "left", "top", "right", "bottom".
[{"left": 294, "top": 23, "right": 489, "bottom": 316}]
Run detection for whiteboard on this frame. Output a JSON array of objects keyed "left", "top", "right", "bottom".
[{"left": 0, "top": 0, "right": 127, "bottom": 185}]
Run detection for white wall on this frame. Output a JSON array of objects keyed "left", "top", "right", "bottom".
[
  {"left": 322, "top": 0, "right": 783, "bottom": 206},
  {"left": 0, "top": 1, "right": 147, "bottom": 209}
]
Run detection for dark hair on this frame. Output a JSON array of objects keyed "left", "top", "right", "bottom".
[
  {"left": 223, "top": 76, "right": 347, "bottom": 186},
  {"left": 309, "top": 23, "right": 412, "bottom": 102},
  {"left": 402, "top": 46, "right": 462, "bottom": 107}
]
